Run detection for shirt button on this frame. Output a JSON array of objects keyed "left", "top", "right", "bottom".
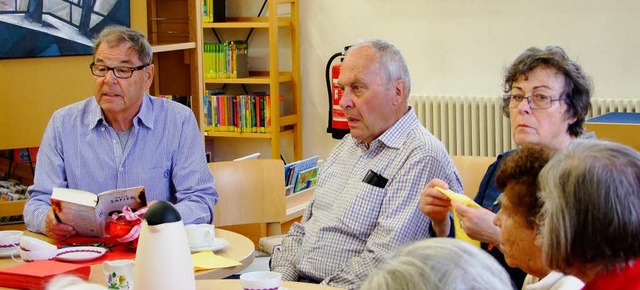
[
  {"left": 113, "top": 139, "right": 117, "bottom": 143},
  {"left": 119, "top": 167, "right": 123, "bottom": 172},
  {"left": 101, "top": 128, "right": 105, "bottom": 131}
]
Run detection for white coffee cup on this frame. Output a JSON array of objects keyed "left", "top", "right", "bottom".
[
  {"left": 11, "top": 246, "right": 57, "bottom": 262},
  {"left": 103, "top": 259, "right": 135, "bottom": 290},
  {"left": 240, "top": 271, "right": 282, "bottom": 290},
  {"left": 19, "top": 235, "right": 57, "bottom": 252},
  {"left": 185, "top": 224, "right": 215, "bottom": 249},
  {"left": 0, "top": 230, "right": 23, "bottom": 255}
]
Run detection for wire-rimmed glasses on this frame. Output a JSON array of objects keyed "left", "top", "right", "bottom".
[{"left": 504, "top": 93, "right": 568, "bottom": 109}]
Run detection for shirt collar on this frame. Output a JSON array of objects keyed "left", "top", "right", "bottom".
[
  {"left": 87, "top": 93, "right": 155, "bottom": 130},
  {"left": 366, "top": 106, "right": 419, "bottom": 150}
]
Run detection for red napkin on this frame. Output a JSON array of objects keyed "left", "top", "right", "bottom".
[{"left": 0, "top": 260, "right": 90, "bottom": 289}]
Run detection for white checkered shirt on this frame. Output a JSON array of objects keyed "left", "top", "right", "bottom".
[{"left": 271, "top": 108, "right": 463, "bottom": 289}]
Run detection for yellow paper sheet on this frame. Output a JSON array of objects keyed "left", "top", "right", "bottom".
[
  {"left": 435, "top": 186, "right": 481, "bottom": 247},
  {"left": 192, "top": 251, "right": 242, "bottom": 272}
]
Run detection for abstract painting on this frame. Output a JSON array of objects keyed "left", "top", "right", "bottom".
[{"left": 0, "top": 0, "right": 130, "bottom": 59}]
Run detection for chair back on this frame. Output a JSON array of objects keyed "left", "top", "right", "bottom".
[
  {"left": 208, "top": 159, "right": 286, "bottom": 229},
  {"left": 450, "top": 155, "right": 496, "bottom": 199}
]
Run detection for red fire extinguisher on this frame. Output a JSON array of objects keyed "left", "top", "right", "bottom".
[{"left": 326, "top": 46, "right": 351, "bottom": 140}]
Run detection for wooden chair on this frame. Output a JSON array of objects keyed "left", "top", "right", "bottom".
[
  {"left": 0, "top": 199, "right": 27, "bottom": 230},
  {"left": 450, "top": 155, "right": 496, "bottom": 199},
  {"left": 208, "top": 159, "right": 286, "bottom": 247}
]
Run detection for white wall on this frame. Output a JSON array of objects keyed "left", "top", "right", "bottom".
[{"left": 299, "top": 0, "right": 640, "bottom": 160}]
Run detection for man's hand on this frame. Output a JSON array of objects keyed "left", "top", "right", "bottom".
[
  {"left": 419, "top": 178, "right": 452, "bottom": 237},
  {"left": 452, "top": 201, "right": 500, "bottom": 245},
  {"left": 44, "top": 208, "right": 76, "bottom": 240}
]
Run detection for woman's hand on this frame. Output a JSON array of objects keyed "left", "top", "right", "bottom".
[
  {"left": 419, "top": 178, "right": 453, "bottom": 237},
  {"left": 452, "top": 201, "right": 501, "bottom": 245}
]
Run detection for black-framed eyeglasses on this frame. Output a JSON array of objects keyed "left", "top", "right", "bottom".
[
  {"left": 503, "top": 93, "right": 568, "bottom": 109},
  {"left": 89, "top": 62, "right": 149, "bottom": 79}
]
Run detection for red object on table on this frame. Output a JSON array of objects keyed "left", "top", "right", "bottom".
[{"left": 0, "top": 260, "right": 90, "bottom": 289}]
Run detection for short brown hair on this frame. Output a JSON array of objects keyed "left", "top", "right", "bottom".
[
  {"left": 495, "top": 144, "right": 554, "bottom": 229},
  {"left": 502, "top": 46, "right": 592, "bottom": 137}
]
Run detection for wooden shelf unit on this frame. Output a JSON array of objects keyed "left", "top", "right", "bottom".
[
  {"left": 202, "top": 0, "right": 302, "bottom": 161},
  {"left": 145, "top": 0, "right": 204, "bottom": 130}
]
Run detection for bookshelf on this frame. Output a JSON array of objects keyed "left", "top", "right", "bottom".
[
  {"left": 202, "top": 0, "right": 302, "bottom": 161},
  {"left": 143, "top": 0, "right": 204, "bottom": 129}
]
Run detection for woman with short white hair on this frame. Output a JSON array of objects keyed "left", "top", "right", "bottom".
[{"left": 361, "top": 238, "right": 512, "bottom": 290}]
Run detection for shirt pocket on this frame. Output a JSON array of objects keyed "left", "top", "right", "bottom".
[
  {"left": 338, "top": 183, "right": 386, "bottom": 238},
  {"left": 138, "top": 163, "right": 171, "bottom": 201}
]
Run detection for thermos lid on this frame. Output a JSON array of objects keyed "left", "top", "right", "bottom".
[{"left": 144, "top": 201, "right": 182, "bottom": 225}]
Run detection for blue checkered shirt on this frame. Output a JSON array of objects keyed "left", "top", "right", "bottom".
[
  {"left": 270, "top": 108, "right": 463, "bottom": 289},
  {"left": 24, "top": 94, "right": 218, "bottom": 234}
]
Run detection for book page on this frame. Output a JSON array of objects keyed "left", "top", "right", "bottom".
[
  {"left": 51, "top": 188, "right": 100, "bottom": 237},
  {"left": 95, "top": 186, "right": 147, "bottom": 236}
]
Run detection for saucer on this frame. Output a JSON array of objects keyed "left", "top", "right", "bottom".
[
  {"left": 0, "top": 248, "right": 18, "bottom": 258},
  {"left": 56, "top": 246, "right": 107, "bottom": 262},
  {"left": 190, "top": 238, "right": 229, "bottom": 253}
]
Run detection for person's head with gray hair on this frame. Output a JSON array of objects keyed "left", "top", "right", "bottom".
[
  {"left": 501, "top": 46, "right": 592, "bottom": 138},
  {"left": 92, "top": 25, "right": 153, "bottom": 65},
  {"left": 361, "top": 238, "right": 512, "bottom": 290},
  {"left": 539, "top": 139, "right": 640, "bottom": 283},
  {"left": 338, "top": 39, "right": 412, "bottom": 145}
]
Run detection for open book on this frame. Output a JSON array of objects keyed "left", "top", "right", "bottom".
[{"left": 50, "top": 186, "right": 146, "bottom": 237}]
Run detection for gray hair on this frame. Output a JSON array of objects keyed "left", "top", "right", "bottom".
[
  {"left": 502, "top": 46, "right": 592, "bottom": 137},
  {"left": 93, "top": 26, "right": 153, "bottom": 65},
  {"left": 539, "top": 139, "right": 640, "bottom": 271},
  {"left": 361, "top": 238, "right": 512, "bottom": 290},
  {"left": 347, "top": 39, "right": 412, "bottom": 97}
]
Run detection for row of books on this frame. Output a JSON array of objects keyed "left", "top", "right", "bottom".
[
  {"left": 203, "top": 93, "right": 273, "bottom": 133},
  {"left": 157, "top": 95, "right": 192, "bottom": 109},
  {"left": 203, "top": 41, "right": 249, "bottom": 79},
  {"left": 284, "top": 156, "right": 319, "bottom": 196}
]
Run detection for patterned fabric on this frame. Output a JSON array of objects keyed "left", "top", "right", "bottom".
[
  {"left": 270, "top": 108, "right": 462, "bottom": 289},
  {"left": 24, "top": 94, "right": 218, "bottom": 233}
]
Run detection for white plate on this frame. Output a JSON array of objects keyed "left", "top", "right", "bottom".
[
  {"left": 0, "top": 248, "right": 18, "bottom": 258},
  {"left": 190, "top": 238, "right": 229, "bottom": 253},
  {"left": 56, "top": 246, "right": 107, "bottom": 262}
]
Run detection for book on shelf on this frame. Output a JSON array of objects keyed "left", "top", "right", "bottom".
[
  {"left": 50, "top": 186, "right": 146, "bottom": 237},
  {"left": 203, "top": 93, "right": 280, "bottom": 134},
  {"left": 293, "top": 166, "right": 319, "bottom": 193},
  {"left": 158, "top": 95, "right": 192, "bottom": 109},
  {"left": 203, "top": 41, "right": 248, "bottom": 79},
  {"left": 201, "top": 0, "right": 226, "bottom": 23},
  {"left": 284, "top": 156, "right": 319, "bottom": 192}
]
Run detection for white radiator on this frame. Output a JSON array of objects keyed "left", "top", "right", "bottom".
[{"left": 409, "top": 95, "right": 640, "bottom": 157}]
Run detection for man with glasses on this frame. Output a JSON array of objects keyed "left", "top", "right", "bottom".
[
  {"left": 419, "top": 46, "right": 592, "bottom": 289},
  {"left": 24, "top": 26, "right": 218, "bottom": 240}
]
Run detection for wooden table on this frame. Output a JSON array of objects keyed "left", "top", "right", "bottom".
[
  {"left": 0, "top": 228, "right": 254, "bottom": 289},
  {"left": 196, "top": 279, "right": 343, "bottom": 289}
]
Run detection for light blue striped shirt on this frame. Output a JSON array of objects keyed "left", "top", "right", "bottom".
[
  {"left": 270, "top": 108, "right": 463, "bottom": 289},
  {"left": 24, "top": 94, "right": 218, "bottom": 234}
]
